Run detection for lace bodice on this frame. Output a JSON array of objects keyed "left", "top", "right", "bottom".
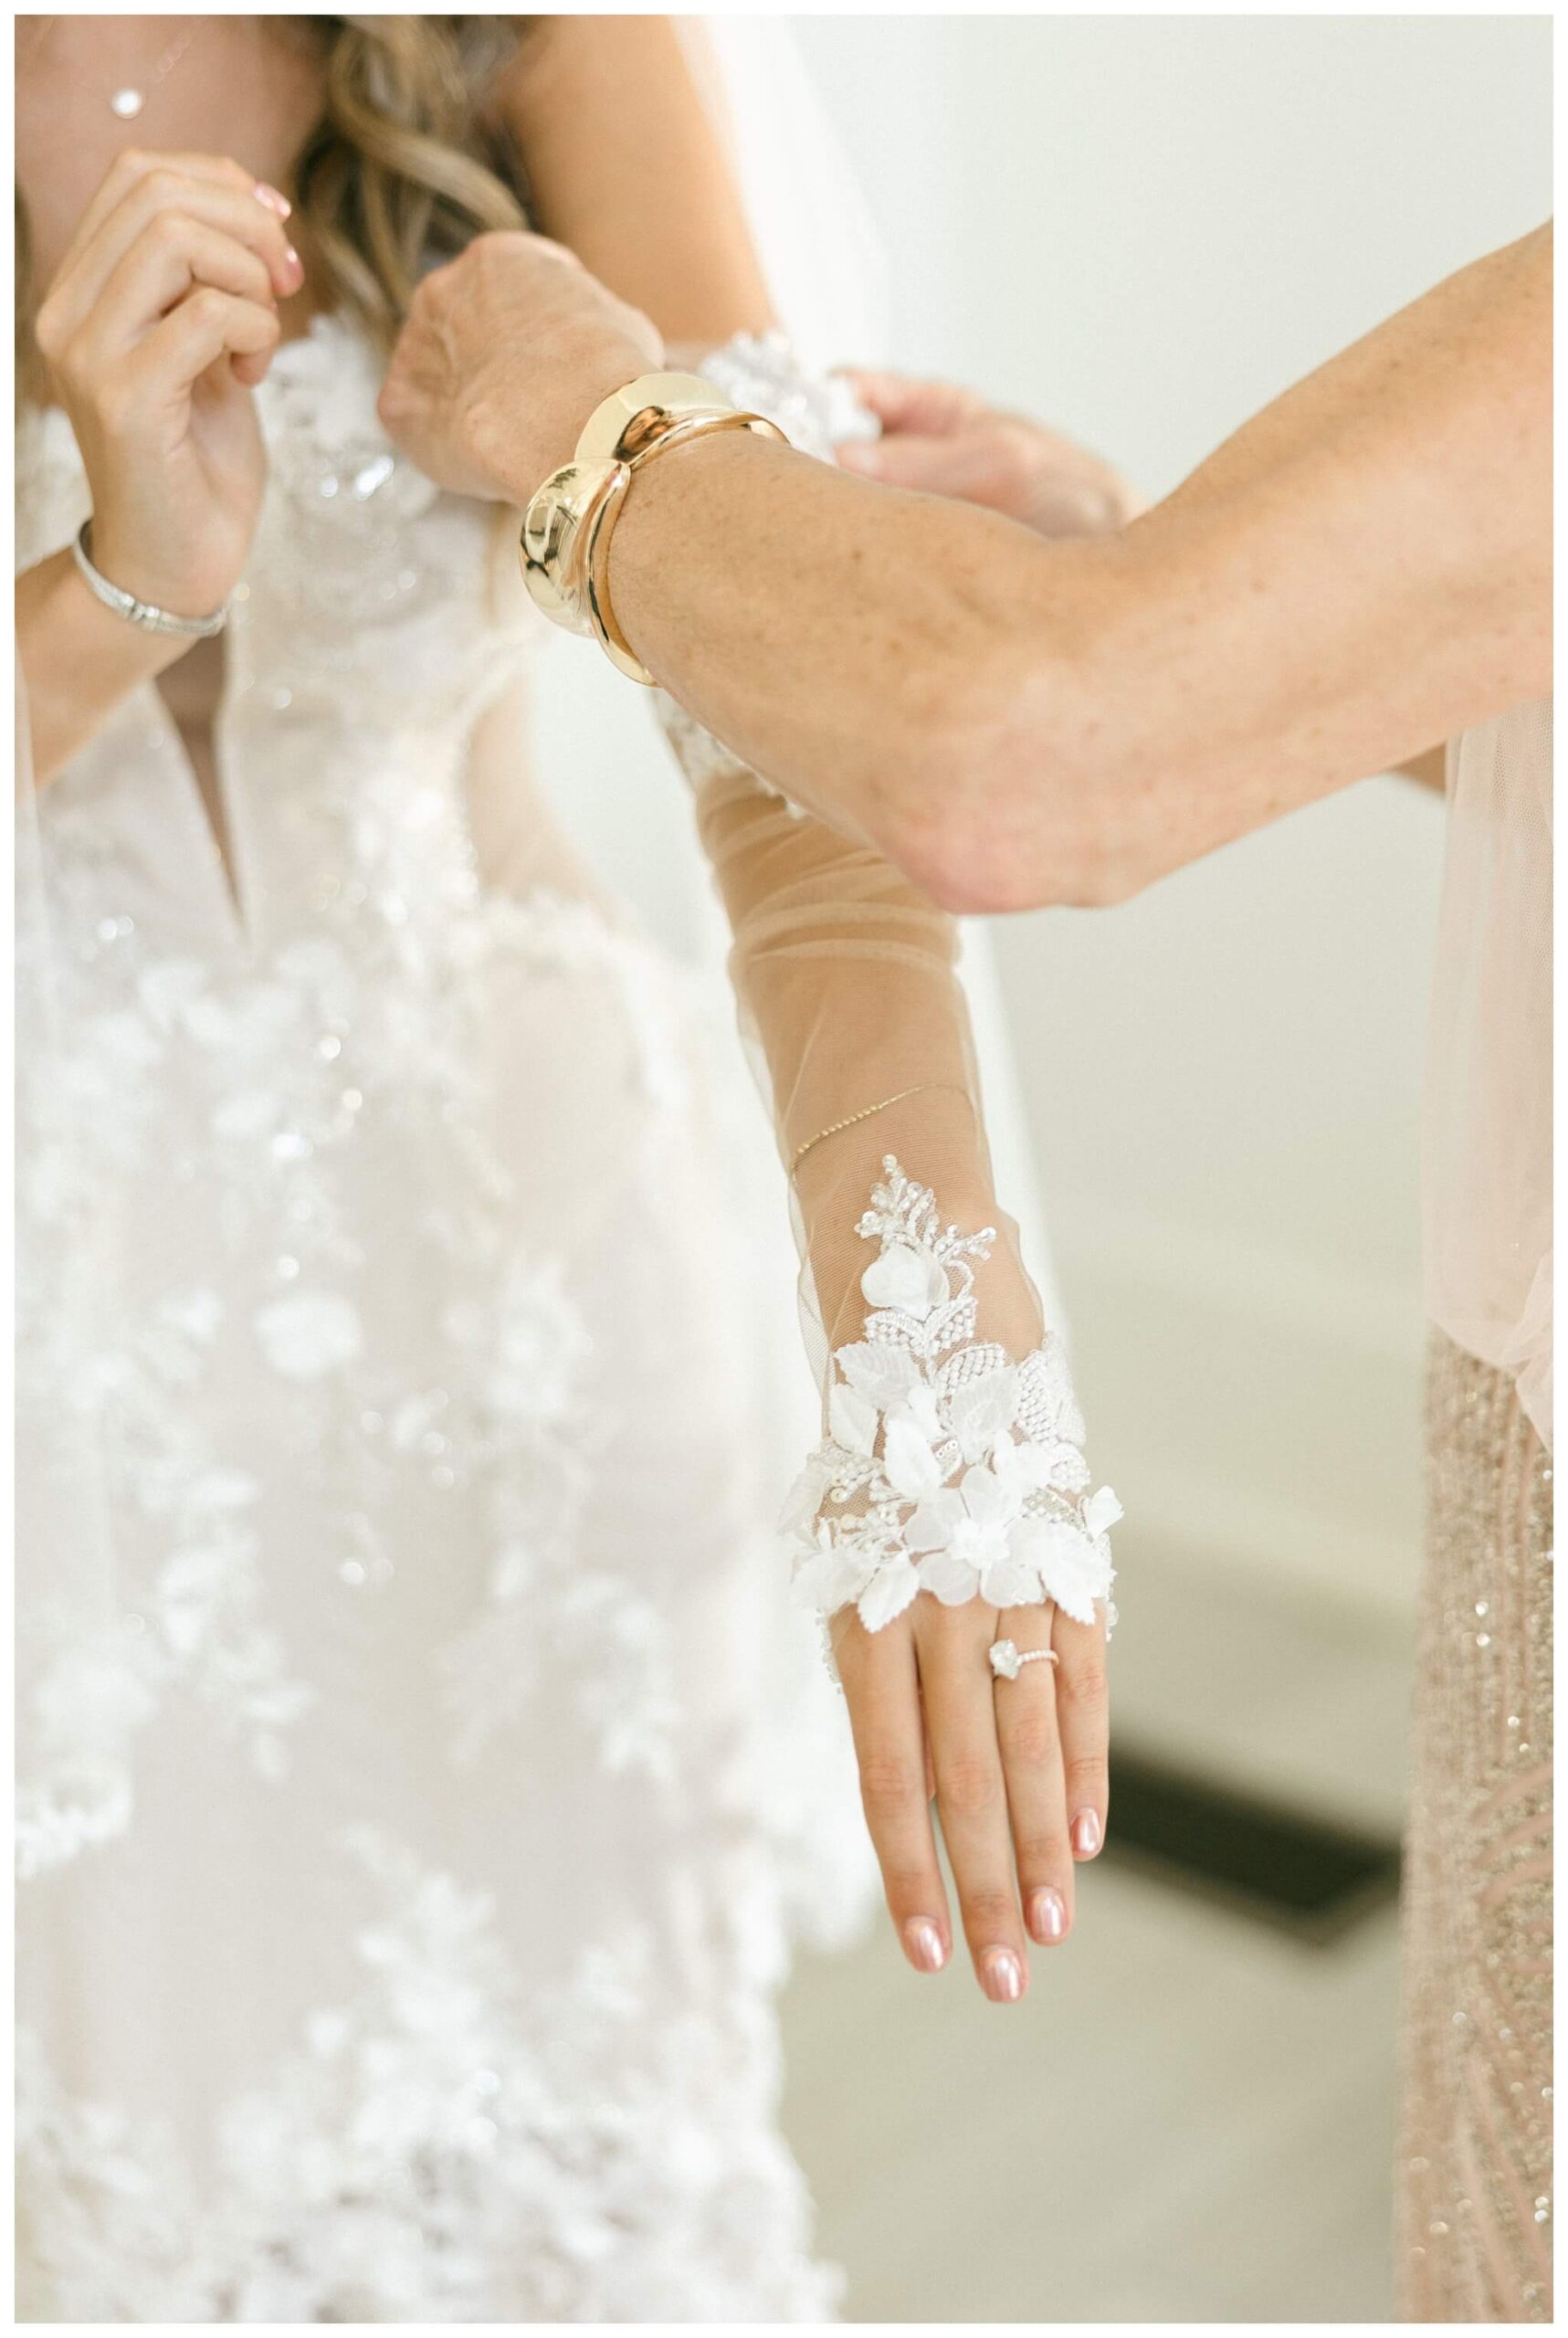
[
  {"left": 17, "top": 321, "right": 863, "bottom": 2317},
  {"left": 18, "top": 312, "right": 544, "bottom": 951}
]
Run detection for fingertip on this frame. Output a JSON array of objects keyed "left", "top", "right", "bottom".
[
  {"left": 901, "top": 1916, "right": 948, "bottom": 1974},
  {"left": 1026, "top": 1885, "right": 1069, "bottom": 1944},
  {"left": 978, "top": 1945, "right": 1028, "bottom": 2004},
  {"left": 1070, "top": 1808, "right": 1104, "bottom": 1859},
  {"left": 836, "top": 442, "right": 883, "bottom": 477},
  {"left": 837, "top": 368, "right": 902, "bottom": 419}
]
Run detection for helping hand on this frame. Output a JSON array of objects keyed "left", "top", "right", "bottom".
[
  {"left": 838, "top": 371, "right": 1142, "bottom": 540},
  {"left": 378, "top": 232, "right": 665, "bottom": 508}
]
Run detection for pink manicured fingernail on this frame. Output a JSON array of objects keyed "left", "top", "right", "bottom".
[
  {"left": 902, "top": 1918, "right": 946, "bottom": 1974},
  {"left": 1028, "top": 1887, "right": 1068, "bottom": 1943},
  {"left": 253, "top": 183, "right": 291, "bottom": 218},
  {"left": 979, "top": 1947, "right": 1025, "bottom": 2003},
  {"left": 1072, "top": 1809, "right": 1103, "bottom": 1859}
]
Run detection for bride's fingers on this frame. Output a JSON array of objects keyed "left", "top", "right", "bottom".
[
  {"left": 59, "top": 148, "right": 272, "bottom": 280},
  {"left": 837, "top": 430, "right": 1022, "bottom": 502},
  {"left": 76, "top": 220, "right": 278, "bottom": 367},
  {"left": 45, "top": 174, "right": 300, "bottom": 349},
  {"left": 836, "top": 368, "right": 989, "bottom": 439},
  {"left": 917, "top": 1604, "right": 1030, "bottom": 2003},
  {"left": 993, "top": 1607, "right": 1075, "bottom": 1946},
  {"left": 1052, "top": 1607, "right": 1111, "bottom": 1859},
  {"left": 127, "top": 289, "right": 282, "bottom": 407},
  {"left": 836, "top": 1614, "right": 952, "bottom": 1976}
]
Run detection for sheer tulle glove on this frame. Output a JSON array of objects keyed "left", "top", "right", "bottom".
[
  {"left": 784, "top": 1158, "right": 1120, "bottom": 1640},
  {"left": 659, "top": 335, "right": 1121, "bottom": 2000}
]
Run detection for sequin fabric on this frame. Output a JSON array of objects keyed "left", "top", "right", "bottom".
[{"left": 1397, "top": 1329, "right": 1553, "bottom": 2321}]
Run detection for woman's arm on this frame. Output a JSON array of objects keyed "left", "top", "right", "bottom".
[
  {"left": 490, "top": 15, "right": 773, "bottom": 343},
  {"left": 485, "top": 21, "right": 1118, "bottom": 1999},
  {"left": 612, "top": 223, "right": 1551, "bottom": 910},
  {"left": 384, "top": 220, "right": 1549, "bottom": 909},
  {"left": 16, "top": 149, "right": 299, "bottom": 784},
  {"left": 16, "top": 550, "right": 192, "bottom": 787}
]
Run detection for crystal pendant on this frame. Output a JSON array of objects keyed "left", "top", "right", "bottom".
[{"left": 110, "top": 88, "right": 144, "bottom": 119}]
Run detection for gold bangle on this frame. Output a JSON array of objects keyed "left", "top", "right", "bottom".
[
  {"left": 520, "top": 372, "right": 787, "bottom": 686},
  {"left": 790, "top": 1083, "right": 974, "bottom": 1174}
]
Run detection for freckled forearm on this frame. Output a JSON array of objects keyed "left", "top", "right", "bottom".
[
  {"left": 605, "top": 431, "right": 1082, "bottom": 858},
  {"left": 586, "top": 230, "right": 1547, "bottom": 912}
]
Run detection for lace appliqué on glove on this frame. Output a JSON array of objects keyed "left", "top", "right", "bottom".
[{"left": 784, "top": 1159, "right": 1121, "bottom": 1636}]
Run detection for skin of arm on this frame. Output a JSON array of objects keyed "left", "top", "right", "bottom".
[
  {"left": 16, "top": 550, "right": 197, "bottom": 785},
  {"left": 608, "top": 224, "right": 1550, "bottom": 910},
  {"left": 1398, "top": 743, "right": 1448, "bottom": 791},
  {"left": 383, "top": 221, "right": 1547, "bottom": 911},
  {"left": 484, "top": 24, "right": 1115, "bottom": 1993},
  {"left": 490, "top": 14, "right": 774, "bottom": 346},
  {"left": 16, "top": 21, "right": 322, "bottom": 787}
]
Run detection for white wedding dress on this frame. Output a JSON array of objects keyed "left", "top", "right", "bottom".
[{"left": 16, "top": 317, "right": 869, "bottom": 2322}]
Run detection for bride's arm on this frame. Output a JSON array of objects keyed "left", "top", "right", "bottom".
[
  {"left": 490, "top": 18, "right": 1120, "bottom": 1998},
  {"left": 16, "top": 151, "right": 297, "bottom": 784},
  {"left": 488, "top": 16, "right": 773, "bottom": 344},
  {"left": 16, "top": 552, "right": 191, "bottom": 789}
]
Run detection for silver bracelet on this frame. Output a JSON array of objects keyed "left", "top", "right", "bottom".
[{"left": 71, "top": 520, "right": 230, "bottom": 640}]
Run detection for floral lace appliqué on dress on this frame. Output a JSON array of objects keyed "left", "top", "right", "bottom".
[{"left": 16, "top": 316, "right": 860, "bottom": 2322}]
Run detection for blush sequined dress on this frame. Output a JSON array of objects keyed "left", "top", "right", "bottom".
[{"left": 1397, "top": 697, "right": 1553, "bottom": 2321}]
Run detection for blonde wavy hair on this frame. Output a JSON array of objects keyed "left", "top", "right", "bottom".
[{"left": 18, "top": 15, "right": 534, "bottom": 396}]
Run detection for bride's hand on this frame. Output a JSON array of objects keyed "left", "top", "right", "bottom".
[
  {"left": 834, "top": 1587, "right": 1109, "bottom": 2001},
  {"left": 837, "top": 371, "right": 1142, "bottom": 540},
  {"left": 379, "top": 232, "right": 664, "bottom": 507},
  {"left": 34, "top": 149, "right": 300, "bottom": 620}
]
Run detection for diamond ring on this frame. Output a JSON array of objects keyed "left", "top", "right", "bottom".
[{"left": 989, "top": 1638, "right": 1059, "bottom": 1681}]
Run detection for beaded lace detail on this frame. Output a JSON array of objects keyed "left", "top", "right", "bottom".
[
  {"left": 784, "top": 1161, "right": 1120, "bottom": 1634},
  {"left": 17, "top": 319, "right": 860, "bottom": 2319}
]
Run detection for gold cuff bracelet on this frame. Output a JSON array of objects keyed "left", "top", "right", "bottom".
[{"left": 520, "top": 371, "right": 787, "bottom": 686}]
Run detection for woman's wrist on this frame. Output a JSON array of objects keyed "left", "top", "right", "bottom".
[
  {"left": 605, "top": 425, "right": 778, "bottom": 668},
  {"left": 17, "top": 550, "right": 192, "bottom": 787},
  {"left": 519, "top": 375, "right": 787, "bottom": 683},
  {"left": 73, "top": 520, "right": 232, "bottom": 637},
  {"left": 472, "top": 341, "right": 661, "bottom": 511}
]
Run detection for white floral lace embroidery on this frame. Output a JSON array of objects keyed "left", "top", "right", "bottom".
[
  {"left": 784, "top": 1159, "right": 1121, "bottom": 1634},
  {"left": 698, "top": 329, "right": 878, "bottom": 466},
  {"left": 16, "top": 319, "right": 873, "bottom": 2319},
  {"left": 17, "top": 1830, "right": 837, "bottom": 2323}
]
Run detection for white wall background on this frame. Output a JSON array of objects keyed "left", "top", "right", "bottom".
[{"left": 536, "top": 13, "right": 1552, "bottom": 1802}]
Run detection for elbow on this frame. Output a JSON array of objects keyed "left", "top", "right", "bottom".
[
  {"left": 914, "top": 833, "right": 1151, "bottom": 919},
  {"left": 873, "top": 642, "right": 1149, "bottom": 915}
]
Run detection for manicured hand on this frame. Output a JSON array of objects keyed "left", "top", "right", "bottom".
[
  {"left": 834, "top": 1588, "right": 1110, "bottom": 2002},
  {"left": 35, "top": 147, "right": 300, "bottom": 619},
  {"left": 838, "top": 371, "right": 1142, "bottom": 541},
  {"left": 379, "top": 230, "right": 664, "bottom": 508}
]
